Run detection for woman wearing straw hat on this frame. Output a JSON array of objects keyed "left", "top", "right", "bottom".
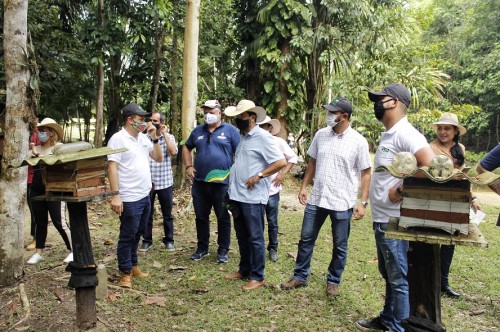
[
  {"left": 27, "top": 118, "right": 73, "bottom": 264},
  {"left": 430, "top": 112, "right": 480, "bottom": 298}
]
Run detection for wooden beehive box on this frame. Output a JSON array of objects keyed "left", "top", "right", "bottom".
[
  {"left": 399, "top": 177, "right": 471, "bottom": 235},
  {"left": 43, "top": 157, "right": 108, "bottom": 197}
]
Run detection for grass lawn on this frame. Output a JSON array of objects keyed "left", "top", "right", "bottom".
[{"left": 9, "top": 178, "right": 500, "bottom": 331}]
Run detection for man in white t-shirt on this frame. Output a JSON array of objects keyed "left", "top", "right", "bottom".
[
  {"left": 281, "top": 97, "right": 372, "bottom": 297},
  {"left": 258, "top": 116, "right": 298, "bottom": 262},
  {"left": 356, "top": 84, "right": 434, "bottom": 332},
  {"left": 107, "top": 103, "right": 163, "bottom": 289}
]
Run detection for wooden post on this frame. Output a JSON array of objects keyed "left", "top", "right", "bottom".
[{"left": 66, "top": 201, "right": 97, "bottom": 330}]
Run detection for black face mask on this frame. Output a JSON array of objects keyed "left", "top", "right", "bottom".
[
  {"left": 235, "top": 118, "right": 250, "bottom": 131},
  {"left": 374, "top": 100, "right": 387, "bottom": 120}
]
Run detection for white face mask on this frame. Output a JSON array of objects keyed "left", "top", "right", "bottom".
[
  {"left": 326, "top": 112, "right": 341, "bottom": 128},
  {"left": 204, "top": 113, "right": 220, "bottom": 125}
]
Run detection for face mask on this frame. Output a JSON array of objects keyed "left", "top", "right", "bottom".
[
  {"left": 326, "top": 112, "right": 342, "bottom": 128},
  {"left": 235, "top": 118, "right": 250, "bottom": 131},
  {"left": 204, "top": 113, "right": 219, "bottom": 125},
  {"left": 373, "top": 100, "right": 387, "bottom": 121},
  {"left": 39, "top": 131, "right": 49, "bottom": 142},
  {"left": 131, "top": 121, "right": 148, "bottom": 133}
]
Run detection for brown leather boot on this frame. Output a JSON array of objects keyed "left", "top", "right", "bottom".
[
  {"left": 132, "top": 266, "right": 150, "bottom": 278},
  {"left": 118, "top": 272, "right": 132, "bottom": 289}
]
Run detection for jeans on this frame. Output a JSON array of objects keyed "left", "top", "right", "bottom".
[
  {"left": 142, "top": 186, "right": 174, "bottom": 245},
  {"left": 265, "top": 192, "right": 280, "bottom": 251},
  {"left": 117, "top": 195, "right": 150, "bottom": 274},
  {"left": 293, "top": 204, "right": 352, "bottom": 285},
  {"left": 232, "top": 201, "right": 266, "bottom": 281},
  {"left": 191, "top": 180, "right": 231, "bottom": 251},
  {"left": 30, "top": 186, "right": 71, "bottom": 251},
  {"left": 374, "top": 222, "right": 409, "bottom": 332}
]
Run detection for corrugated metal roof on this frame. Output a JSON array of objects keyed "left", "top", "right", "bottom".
[{"left": 12, "top": 147, "right": 127, "bottom": 168}]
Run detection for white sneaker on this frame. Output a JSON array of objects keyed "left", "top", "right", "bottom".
[
  {"left": 63, "top": 252, "right": 74, "bottom": 263},
  {"left": 27, "top": 253, "right": 44, "bottom": 264}
]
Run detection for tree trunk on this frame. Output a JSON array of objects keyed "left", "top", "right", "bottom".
[
  {"left": 0, "top": 0, "right": 30, "bottom": 286},
  {"left": 181, "top": 0, "right": 200, "bottom": 144},
  {"left": 170, "top": 21, "right": 180, "bottom": 138},
  {"left": 109, "top": 54, "right": 123, "bottom": 128},
  {"left": 94, "top": 0, "right": 105, "bottom": 148},
  {"left": 276, "top": 39, "right": 290, "bottom": 140},
  {"left": 150, "top": 24, "right": 166, "bottom": 114}
]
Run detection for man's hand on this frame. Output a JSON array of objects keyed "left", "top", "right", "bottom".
[
  {"left": 272, "top": 172, "right": 285, "bottom": 187},
  {"left": 245, "top": 175, "right": 260, "bottom": 189},
  {"left": 110, "top": 194, "right": 123, "bottom": 216},
  {"left": 146, "top": 123, "right": 157, "bottom": 139},
  {"left": 388, "top": 186, "right": 403, "bottom": 204},
  {"left": 186, "top": 166, "right": 196, "bottom": 180},
  {"left": 298, "top": 187, "right": 308, "bottom": 205},
  {"left": 353, "top": 203, "right": 366, "bottom": 220}
]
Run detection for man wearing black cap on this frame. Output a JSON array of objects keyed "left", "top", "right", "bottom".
[
  {"left": 281, "top": 96, "right": 371, "bottom": 297},
  {"left": 107, "top": 103, "right": 163, "bottom": 289},
  {"left": 356, "top": 84, "right": 434, "bottom": 332}
]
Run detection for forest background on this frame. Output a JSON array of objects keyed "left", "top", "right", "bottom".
[{"left": 0, "top": 0, "right": 498, "bottom": 157}]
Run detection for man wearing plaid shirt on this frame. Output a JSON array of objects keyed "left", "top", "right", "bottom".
[
  {"left": 139, "top": 112, "right": 178, "bottom": 251},
  {"left": 281, "top": 97, "right": 371, "bottom": 297}
]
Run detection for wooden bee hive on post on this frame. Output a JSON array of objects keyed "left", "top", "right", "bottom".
[{"left": 399, "top": 177, "right": 471, "bottom": 235}]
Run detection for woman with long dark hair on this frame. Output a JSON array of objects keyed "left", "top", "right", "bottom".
[{"left": 430, "top": 112, "right": 480, "bottom": 298}]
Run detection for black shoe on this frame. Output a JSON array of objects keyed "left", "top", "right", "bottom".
[
  {"left": 138, "top": 242, "right": 153, "bottom": 252},
  {"left": 217, "top": 248, "right": 229, "bottom": 263},
  {"left": 442, "top": 285, "right": 461, "bottom": 298},
  {"left": 165, "top": 242, "right": 175, "bottom": 251},
  {"left": 355, "top": 316, "right": 389, "bottom": 331},
  {"left": 190, "top": 248, "right": 209, "bottom": 261},
  {"left": 269, "top": 249, "right": 278, "bottom": 262}
]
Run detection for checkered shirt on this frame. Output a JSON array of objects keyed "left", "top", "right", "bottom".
[
  {"left": 149, "top": 133, "right": 177, "bottom": 190},
  {"left": 307, "top": 126, "right": 371, "bottom": 211}
]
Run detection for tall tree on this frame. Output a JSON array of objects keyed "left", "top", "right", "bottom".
[{"left": 0, "top": 0, "right": 31, "bottom": 285}]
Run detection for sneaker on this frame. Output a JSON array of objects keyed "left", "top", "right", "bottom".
[
  {"left": 138, "top": 242, "right": 153, "bottom": 252},
  {"left": 326, "top": 283, "right": 340, "bottom": 296},
  {"left": 190, "top": 248, "right": 209, "bottom": 261},
  {"left": 269, "top": 249, "right": 278, "bottom": 262},
  {"left": 355, "top": 316, "right": 389, "bottom": 331},
  {"left": 63, "top": 252, "right": 74, "bottom": 263},
  {"left": 165, "top": 242, "right": 175, "bottom": 251},
  {"left": 281, "top": 278, "right": 307, "bottom": 290},
  {"left": 217, "top": 248, "right": 229, "bottom": 263},
  {"left": 27, "top": 253, "right": 44, "bottom": 265}
]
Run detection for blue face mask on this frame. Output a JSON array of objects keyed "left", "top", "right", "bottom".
[{"left": 39, "top": 131, "right": 49, "bottom": 142}]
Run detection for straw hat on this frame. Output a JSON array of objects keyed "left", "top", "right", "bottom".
[
  {"left": 431, "top": 112, "right": 467, "bottom": 135},
  {"left": 257, "top": 116, "right": 281, "bottom": 136},
  {"left": 224, "top": 100, "right": 267, "bottom": 123},
  {"left": 37, "top": 118, "right": 64, "bottom": 141}
]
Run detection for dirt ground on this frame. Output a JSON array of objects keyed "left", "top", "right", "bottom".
[{"left": 0, "top": 184, "right": 498, "bottom": 331}]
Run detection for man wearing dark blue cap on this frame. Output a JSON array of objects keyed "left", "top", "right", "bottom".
[
  {"left": 107, "top": 103, "right": 163, "bottom": 289},
  {"left": 356, "top": 84, "right": 434, "bottom": 332},
  {"left": 281, "top": 96, "right": 371, "bottom": 297}
]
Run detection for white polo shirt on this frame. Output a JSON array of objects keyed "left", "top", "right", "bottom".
[
  {"left": 107, "top": 128, "right": 153, "bottom": 202},
  {"left": 370, "top": 117, "right": 429, "bottom": 223},
  {"left": 269, "top": 136, "right": 298, "bottom": 196},
  {"left": 307, "top": 126, "right": 371, "bottom": 211}
]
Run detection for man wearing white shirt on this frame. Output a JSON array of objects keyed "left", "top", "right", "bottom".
[
  {"left": 281, "top": 97, "right": 372, "bottom": 297},
  {"left": 258, "top": 117, "right": 298, "bottom": 262}
]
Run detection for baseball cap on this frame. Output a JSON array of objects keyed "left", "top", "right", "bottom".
[
  {"left": 122, "top": 103, "right": 150, "bottom": 118},
  {"left": 368, "top": 83, "right": 411, "bottom": 107},
  {"left": 323, "top": 97, "right": 352, "bottom": 114},
  {"left": 200, "top": 100, "right": 222, "bottom": 109}
]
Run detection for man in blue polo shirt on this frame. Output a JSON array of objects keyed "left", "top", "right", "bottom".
[
  {"left": 182, "top": 100, "right": 240, "bottom": 263},
  {"left": 224, "top": 100, "right": 286, "bottom": 290}
]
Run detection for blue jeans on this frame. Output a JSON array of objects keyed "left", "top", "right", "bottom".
[
  {"left": 374, "top": 222, "right": 409, "bottom": 332},
  {"left": 265, "top": 192, "right": 280, "bottom": 251},
  {"left": 232, "top": 202, "right": 266, "bottom": 281},
  {"left": 191, "top": 180, "right": 231, "bottom": 251},
  {"left": 142, "top": 186, "right": 174, "bottom": 245},
  {"left": 293, "top": 204, "right": 352, "bottom": 285},
  {"left": 117, "top": 195, "right": 150, "bottom": 273}
]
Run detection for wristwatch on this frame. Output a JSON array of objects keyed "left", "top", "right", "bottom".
[
  {"left": 361, "top": 201, "right": 369, "bottom": 208},
  {"left": 258, "top": 172, "right": 264, "bottom": 179}
]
